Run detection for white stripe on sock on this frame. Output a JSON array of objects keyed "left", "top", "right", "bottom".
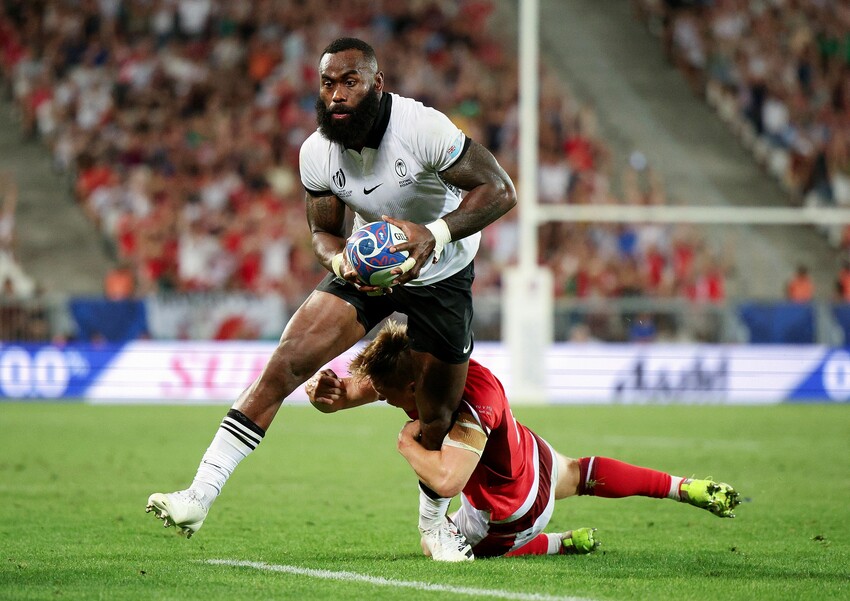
[
  {"left": 668, "top": 476, "right": 684, "bottom": 500},
  {"left": 585, "top": 457, "right": 596, "bottom": 488},
  {"left": 222, "top": 416, "right": 263, "bottom": 446}
]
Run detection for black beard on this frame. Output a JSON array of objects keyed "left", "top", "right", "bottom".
[{"left": 315, "top": 87, "right": 381, "bottom": 148}]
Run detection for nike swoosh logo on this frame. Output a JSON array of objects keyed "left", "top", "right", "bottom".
[
  {"left": 463, "top": 339, "right": 472, "bottom": 354},
  {"left": 363, "top": 184, "right": 383, "bottom": 195}
]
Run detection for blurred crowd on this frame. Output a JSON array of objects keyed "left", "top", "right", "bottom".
[
  {"left": 0, "top": 170, "right": 50, "bottom": 341},
  {"left": 0, "top": 0, "right": 736, "bottom": 320},
  {"left": 633, "top": 0, "right": 850, "bottom": 254}
]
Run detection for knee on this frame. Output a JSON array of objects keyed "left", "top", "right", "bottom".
[
  {"left": 555, "top": 455, "right": 581, "bottom": 499},
  {"left": 265, "top": 339, "right": 324, "bottom": 388}
]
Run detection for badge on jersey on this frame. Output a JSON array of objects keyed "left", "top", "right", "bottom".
[{"left": 446, "top": 132, "right": 465, "bottom": 162}]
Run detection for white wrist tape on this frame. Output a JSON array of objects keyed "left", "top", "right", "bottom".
[
  {"left": 331, "top": 253, "right": 345, "bottom": 278},
  {"left": 425, "top": 218, "right": 452, "bottom": 262}
]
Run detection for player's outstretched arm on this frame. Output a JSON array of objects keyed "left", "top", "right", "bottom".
[
  {"left": 305, "top": 369, "right": 379, "bottom": 413},
  {"left": 397, "top": 419, "right": 483, "bottom": 498}
]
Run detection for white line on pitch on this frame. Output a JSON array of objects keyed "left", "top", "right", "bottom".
[{"left": 205, "top": 559, "right": 594, "bottom": 601}]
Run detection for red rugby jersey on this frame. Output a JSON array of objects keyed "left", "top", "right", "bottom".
[{"left": 456, "top": 360, "right": 538, "bottom": 522}]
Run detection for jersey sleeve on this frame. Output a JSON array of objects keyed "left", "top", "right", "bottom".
[
  {"left": 299, "top": 132, "right": 332, "bottom": 197},
  {"left": 461, "top": 362, "right": 505, "bottom": 433},
  {"left": 410, "top": 105, "right": 469, "bottom": 173}
]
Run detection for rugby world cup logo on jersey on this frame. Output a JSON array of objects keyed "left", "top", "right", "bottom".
[
  {"left": 332, "top": 169, "right": 352, "bottom": 199},
  {"left": 395, "top": 158, "right": 413, "bottom": 188}
]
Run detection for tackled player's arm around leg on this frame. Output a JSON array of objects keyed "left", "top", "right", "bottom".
[
  {"left": 397, "top": 414, "right": 485, "bottom": 498},
  {"left": 233, "top": 291, "right": 368, "bottom": 429},
  {"left": 305, "top": 368, "right": 380, "bottom": 413}
]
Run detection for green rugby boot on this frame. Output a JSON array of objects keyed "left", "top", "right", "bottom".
[
  {"left": 679, "top": 478, "right": 740, "bottom": 518},
  {"left": 560, "top": 527, "right": 600, "bottom": 554}
]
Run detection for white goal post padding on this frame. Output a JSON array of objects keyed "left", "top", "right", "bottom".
[{"left": 501, "top": 266, "right": 553, "bottom": 403}]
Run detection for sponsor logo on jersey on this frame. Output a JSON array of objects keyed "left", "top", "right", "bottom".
[{"left": 364, "top": 183, "right": 383, "bottom": 195}]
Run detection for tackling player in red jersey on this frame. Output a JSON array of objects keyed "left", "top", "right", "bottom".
[{"left": 306, "top": 320, "right": 741, "bottom": 560}]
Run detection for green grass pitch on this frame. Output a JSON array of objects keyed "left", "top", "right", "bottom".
[{"left": 1, "top": 402, "right": 848, "bottom": 600}]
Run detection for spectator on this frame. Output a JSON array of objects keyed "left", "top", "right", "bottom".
[
  {"left": 0, "top": 172, "right": 35, "bottom": 299},
  {"left": 104, "top": 261, "right": 136, "bottom": 300},
  {"left": 786, "top": 264, "right": 814, "bottom": 302},
  {"left": 836, "top": 260, "right": 850, "bottom": 303},
  {"left": 635, "top": 0, "right": 850, "bottom": 252},
  {"left": 0, "top": 0, "right": 733, "bottom": 322}
]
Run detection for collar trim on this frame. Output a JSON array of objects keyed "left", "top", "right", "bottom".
[{"left": 363, "top": 93, "right": 392, "bottom": 149}]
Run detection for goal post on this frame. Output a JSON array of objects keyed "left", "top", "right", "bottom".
[
  {"left": 502, "top": 266, "right": 553, "bottom": 403},
  {"left": 502, "top": 0, "right": 551, "bottom": 403},
  {"left": 500, "top": 0, "right": 850, "bottom": 403}
]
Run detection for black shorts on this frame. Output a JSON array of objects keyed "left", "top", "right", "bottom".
[{"left": 316, "top": 262, "right": 475, "bottom": 364}]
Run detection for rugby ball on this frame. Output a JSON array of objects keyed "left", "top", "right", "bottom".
[{"left": 345, "top": 221, "right": 410, "bottom": 287}]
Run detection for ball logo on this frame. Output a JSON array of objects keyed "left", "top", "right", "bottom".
[{"left": 332, "top": 169, "right": 346, "bottom": 189}]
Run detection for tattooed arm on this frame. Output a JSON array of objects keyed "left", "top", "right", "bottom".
[
  {"left": 386, "top": 140, "right": 517, "bottom": 285},
  {"left": 306, "top": 192, "right": 349, "bottom": 274}
]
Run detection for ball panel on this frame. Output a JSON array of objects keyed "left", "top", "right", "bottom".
[{"left": 344, "top": 221, "right": 410, "bottom": 286}]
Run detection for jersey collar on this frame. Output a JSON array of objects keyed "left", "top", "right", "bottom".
[{"left": 362, "top": 92, "right": 392, "bottom": 149}]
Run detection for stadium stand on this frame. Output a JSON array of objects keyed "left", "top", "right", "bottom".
[
  {"left": 0, "top": 0, "right": 845, "bottom": 344},
  {"left": 0, "top": 1, "right": 733, "bottom": 307},
  {"left": 632, "top": 0, "right": 850, "bottom": 250}
]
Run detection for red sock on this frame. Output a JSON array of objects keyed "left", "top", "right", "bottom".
[
  {"left": 505, "top": 533, "right": 550, "bottom": 557},
  {"left": 577, "top": 456, "right": 672, "bottom": 499}
]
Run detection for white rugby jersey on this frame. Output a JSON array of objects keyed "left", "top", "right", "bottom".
[{"left": 299, "top": 93, "right": 480, "bottom": 286}]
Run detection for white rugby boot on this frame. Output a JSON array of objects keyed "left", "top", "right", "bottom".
[
  {"left": 420, "top": 516, "right": 474, "bottom": 562},
  {"left": 146, "top": 489, "right": 208, "bottom": 538}
]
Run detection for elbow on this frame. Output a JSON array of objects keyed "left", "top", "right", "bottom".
[
  {"left": 429, "top": 471, "right": 466, "bottom": 499},
  {"left": 476, "top": 174, "right": 516, "bottom": 217},
  {"left": 505, "top": 184, "right": 518, "bottom": 212},
  {"left": 495, "top": 177, "right": 517, "bottom": 214}
]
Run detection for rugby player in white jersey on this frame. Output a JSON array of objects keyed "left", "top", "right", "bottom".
[
  {"left": 305, "top": 321, "right": 741, "bottom": 560},
  {"left": 146, "top": 37, "right": 517, "bottom": 559}
]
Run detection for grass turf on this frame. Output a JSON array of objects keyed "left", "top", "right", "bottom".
[{"left": 1, "top": 402, "right": 848, "bottom": 600}]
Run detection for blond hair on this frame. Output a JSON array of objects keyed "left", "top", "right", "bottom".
[{"left": 349, "top": 320, "right": 413, "bottom": 389}]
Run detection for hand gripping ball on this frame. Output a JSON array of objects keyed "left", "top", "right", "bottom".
[{"left": 344, "top": 221, "right": 411, "bottom": 287}]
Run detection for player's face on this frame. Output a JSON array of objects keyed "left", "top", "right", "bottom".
[
  {"left": 373, "top": 381, "right": 416, "bottom": 411},
  {"left": 315, "top": 49, "right": 383, "bottom": 149}
]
